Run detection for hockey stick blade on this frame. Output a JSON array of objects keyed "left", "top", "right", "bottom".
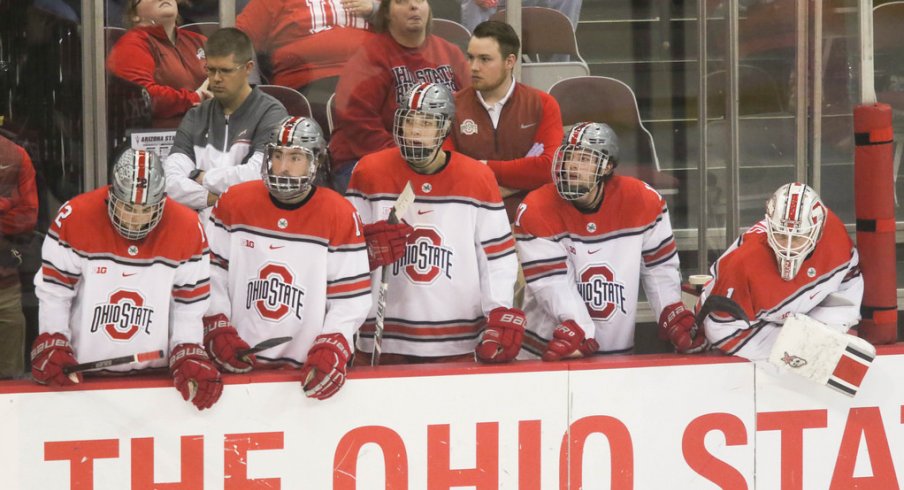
[
  {"left": 372, "top": 181, "right": 416, "bottom": 366},
  {"left": 696, "top": 294, "right": 750, "bottom": 326},
  {"left": 237, "top": 336, "right": 293, "bottom": 358},
  {"left": 63, "top": 349, "right": 165, "bottom": 374}
]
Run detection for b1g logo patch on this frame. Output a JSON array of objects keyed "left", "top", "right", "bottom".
[
  {"left": 393, "top": 226, "right": 454, "bottom": 284},
  {"left": 576, "top": 264, "right": 627, "bottom": 320},
  {"left": 90, "top": 290, "right": 155, "bottom": 341},
  {"left": 245, "top": 263, "right": 306, "bottom": 321}
]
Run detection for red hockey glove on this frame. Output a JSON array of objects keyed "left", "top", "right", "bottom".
[
  {"left": 542, "top": 320, "right": 599, "bottom": 362},
  {"left": 476, "top": 307, "right": 526, "bottom": 363},
  {"left": 31, "top": 332, "right": 81, "bottom": 386},
  {"left": 658, "top": 302, "right": 709, "bottom": 354},
  {"left": 170, "top": 344, "right": 223, "bottom": 410},
  {"left": 363, "top": 220, "right": 414, "bottom": 270},
  {"left": 300, "top": 333, "right": 351, "bottom": 400},
  {"left": 203, "top": 314, "right": 254, "bottom": 373}
]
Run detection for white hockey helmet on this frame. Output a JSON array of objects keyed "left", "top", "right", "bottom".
[
  {"left": 107, "top": 148, "right": 166, "bottom": 241},
  {"left": 264, "top": 116, "right": 325, "bottom": 201},
  {"left": 393, "top": 82, "right": 455, "bottom": 168},
  {"left": 552, "top": 122, "right": 619, "bottom": 201},
  {"left": 765, "top": 182, "right": 827, "bottom": 281}
]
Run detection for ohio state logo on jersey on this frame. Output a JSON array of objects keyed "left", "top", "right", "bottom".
[
  {"left": 576, "top": 264, "right": 627, "bottom": 320},
  {"left": 90, "top": 290, "right": 155, "bottom": 341},
  {"left": 392, "top": 227, "right": 454, "bottom": 284},
  {"left": 245, "top": 263, "right": 306, "bottom": 321}
]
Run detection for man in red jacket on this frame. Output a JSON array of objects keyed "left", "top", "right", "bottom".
[
  {"left": 448, "top": 20, "right": 563, "bottom": 221},
  {"left": 0, "top": 135, "right": 38, "bottom": 378}
]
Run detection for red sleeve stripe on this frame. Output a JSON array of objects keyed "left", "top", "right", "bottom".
[
  {"left": 716, "top": 327, "right": 758, "bottom": 354},
  {"left": 523, "top": 260, "right": 567, "bottom": 279},
  {"left": 172, "top": 284, "right": 211, "bottom": 299},
  {"left": 42, "top": 265, "right": 79, "bottom": 286},
  {"left": 326, "top": 278, "right": 371, "bottom": 296},
  {"left": 643, "top": 239, "right": 677, "bottom": 264},
  {"left": 483, "top": 237, "right": 515, "bottom": 256}
]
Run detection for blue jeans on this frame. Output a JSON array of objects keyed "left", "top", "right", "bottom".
[
  {"left": 460, "top": 0, "right": 583, "bottom": 31},
  {"left": 331, "top": 160, "right": 358, "bottom": 196}
]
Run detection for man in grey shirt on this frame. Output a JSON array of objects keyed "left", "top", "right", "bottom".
[{"left": 164, "top": 28, "right": 287, "bottom": 221}]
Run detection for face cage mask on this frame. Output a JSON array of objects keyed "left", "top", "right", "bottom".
[
  {"left": 552, "top": 145, "right": 609, "bottom": 201},
  {"left": 765, "top": 217, "right": 820, "bottom": 281},
  {"left": 264, "top": 145, "right": 318, "bottom": 201},
  {"left": 393, "top": 110, "right": 449, "bottom": 168},
  {"left": 107, "top": 193, "right": 166, "bottom": 241}
]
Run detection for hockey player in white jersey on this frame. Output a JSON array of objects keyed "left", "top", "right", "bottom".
[
  {"left": 347, "top": 82, "right": 526, "bottom": 364},
  {"left": 514, "top": 122, "right": 706, "bottom": 359},
  {"left": 204, "top": 116, "right": 370, "bottom": 400},
  {"left": 698, "top": 183, "right": 863, "bottom": 361},
  {"left": 31, "top": 149, "right": 222, "bottom": 410}
]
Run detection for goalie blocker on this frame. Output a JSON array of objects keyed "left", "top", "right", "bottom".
[{"left": 768, "top": 313, "right": 876, "bottom": 397}]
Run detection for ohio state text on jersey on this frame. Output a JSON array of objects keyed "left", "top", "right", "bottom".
[
  {"left": 514, "top": 176, "right": 683, "bottom": 355},
  {"left": 35, "top": 187, "right": 210, "bottom": 372},
  {"left": 206, "top": 182, "right": 370, "bottom": 365},
  {"left": 347, "top": 148, "right": 518, "bottom": 357}
]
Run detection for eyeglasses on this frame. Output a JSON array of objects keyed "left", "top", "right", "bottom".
[{"left": 205, "top": 64, "right": 246, "bottom": 77}]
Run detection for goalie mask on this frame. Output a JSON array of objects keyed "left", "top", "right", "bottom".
[
  {"left": 765, "top": 182, "right": 826, "bottom": 281},
  {"left": 552, "top": 122, "right": 620, "bottom": 201},
  {"left": 393, "top": 82, "right": 455, "bottom": 168},
  {"left": 107, "top": 148, "right": 166, "bottom": 241},
  {"left": 264, "top": 116, "right": 325, "bottom": 201}
]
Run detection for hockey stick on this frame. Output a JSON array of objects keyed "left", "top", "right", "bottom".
[
  {"left": 63, "top": 349, "right": 165, "bottom": 375},
  {"left": 695, "top": 294, "right": 750, "bottom": 327},
  {"left": 237, "top": 336, "right": 293, "bottom": 358},
  {"left": 372, "top": 181, "right": 416, "bottom": 366}
]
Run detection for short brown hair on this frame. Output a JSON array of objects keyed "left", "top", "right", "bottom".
[
  {"left": 374, "top": 0, "right": 433, "bottom": 35},
  {"left": 205, "top": 27, "right": 253, "bottom": 63},
  {"left": 473, "top": 21, "right": 520, "bottom": 60}
]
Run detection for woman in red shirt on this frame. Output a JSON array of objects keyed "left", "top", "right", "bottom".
[{"left": 108, "top": 0, "right": 212, "bottom": 128}]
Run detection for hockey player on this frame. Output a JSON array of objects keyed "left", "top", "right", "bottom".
[
  {"left": 347, "top": 82, "right": 526, "bottom": 364},
  {"left": 204, "top": 116, "right": 370, "bottom": 400},
  {"left": 31, "top": 149, "right": 222, "bottom": 411},
  {"left": 514, "top": 122, "right": 705, "bottom": 360},
  {"left": 698, "top": 182, "right": 863, "bottom": 361}
]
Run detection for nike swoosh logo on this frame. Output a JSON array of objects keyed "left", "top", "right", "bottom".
[
  {"left": 809, "top": 292, "right": 819, "bottom": 300},
  {"left": 587, "top": 249, "right": 601, "bottom": 255},
  {"left": 122, "top": 272, "right": 137, "bottom": 277},
  {"left": 521, "top": 122, "right": 537, "bottom": 129},
  {"left": 269, "top": 245, "right": 285, "bottom": 250},
  {"left": 417, "top": 210, "right": 433, "bottom": 215},
  {"left": 0, "top": 165, "right": 12, "bottom": 170}
]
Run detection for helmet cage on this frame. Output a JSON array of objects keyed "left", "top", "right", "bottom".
[
  {"left": 107, "top": 149, "right": 166, "bottom": 241},
  {"left": 264, "top": 116, "right": 325, "bottom": 200},
  {"left": 552, "top": 144, "right": 609, "bottom": 201},
  {"left": 764, "top": 183, "right": 826, "bottom": 280},
  {"left": 393, "top": 109, "right": 450, "bottom": 167}
]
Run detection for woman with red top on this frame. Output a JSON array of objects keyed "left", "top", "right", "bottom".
[{"left": 107, "top": 0, "right": 212, "bottom": 128}]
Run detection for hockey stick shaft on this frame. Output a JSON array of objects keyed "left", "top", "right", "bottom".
[
  {"left": 237, "top": 336, "right": 293, "bottom": 358},
  {"left": 63, "top": 349, "right": 165, "bottom": 374}
]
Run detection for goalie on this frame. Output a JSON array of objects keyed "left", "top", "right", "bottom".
[{"left": 698, "top": 182, "right": 864, "bottom": 362}]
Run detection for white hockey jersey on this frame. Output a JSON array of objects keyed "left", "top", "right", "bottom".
[
  {"left": 514, "top": 176, "right": 683, "bottom": 355},
  {"left": 699, "top": 212, "right": 863, "bottom": 361},
  {"left": 346, "top": 148, "right": 518, "bottom": 357},
  {"left": 35, "top": 187, "right": 210, "bottom": 372},
  {"left": 206, "top": 182, "right": 371, "bottom": 365}
]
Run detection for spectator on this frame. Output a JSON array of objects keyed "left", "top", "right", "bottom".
[
  {"left": 514, "top": 122, "right": 705, "bottom": 360},
  {"left": 107, "top": 0, "right": 212, "bottom": 128},
  {"left": 347, "top": 82, "right": 524, "bottom": 365},
  {"left": 329, "top": 0, "right": 470, "bottom": 194},
  {"left": 460, "top": 0, "right": 582, "bottom": 33},
  {"left": 0, "top": 135, "right": 38, "bottom": 379},
  {"left": 203, "top": 116, "right": 370, "bottom": 401},
  {"left": 448, "top": 20, "right": 562, "bottom": 221},
  {"left": 236, "top": 0, "right": 377, "bottom": 131},
  {"left": 164, "top": 28, "right": 288, "bottom": 223},
  {"left": 31, "top": 149, "right": 222, "bottom": 411},
  {"left": 698, "top": 183, "right": 863, "bottom": 361}
]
